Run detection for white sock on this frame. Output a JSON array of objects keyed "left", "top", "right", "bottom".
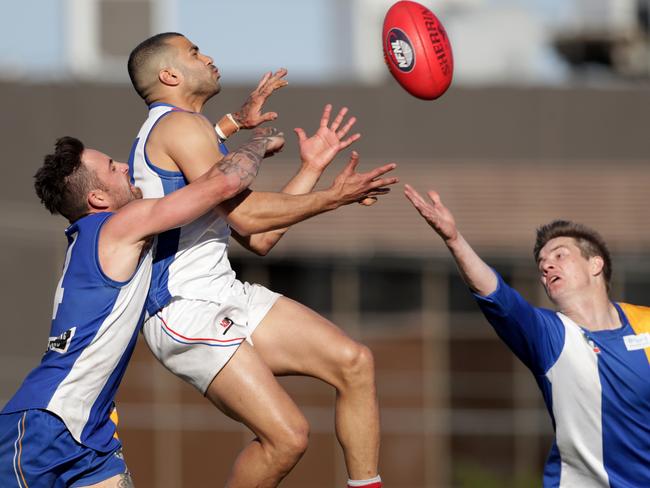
[{"left": 347, "top": 475, "right": 382, "bottom": 487}]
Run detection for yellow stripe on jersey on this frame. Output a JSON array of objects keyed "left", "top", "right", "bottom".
[
  {"left": 110, "top": 407, "right": 120, "bottom": 440},
  {"left": 619, "top": 302, "right": 650, "bottom": 364}
]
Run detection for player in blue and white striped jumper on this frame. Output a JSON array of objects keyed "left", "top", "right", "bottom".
[
  {"left": 405, "top": 184, "right": 650, "bottom": 488},
  {"left": 0, "top": 130, "right": 279, "bottom": 487}
]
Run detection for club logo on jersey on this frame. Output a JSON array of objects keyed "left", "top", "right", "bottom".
[
  {"left": 589, "top": 340, "right": 601, "bottom": 354},
  {"left": 386, "top": 28, "right": 415, "bottom": 72},
  {"left": 580, "top": 330, "right": 601, "bottom": 354},
  {"left": 219, "top": 317, "right": 234, "bottom": 335},
  {"left": 47, "top": 327, "right": 76, "bottom": 354}
]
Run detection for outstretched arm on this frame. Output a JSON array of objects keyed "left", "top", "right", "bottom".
[
  {"left": 109, "top": 125, "right": 283, "bottom": 244},
  {"left": 215, "top": 68, "right": 289, "bottom": 139},
  {"left": 219, "top": 152, "right": 398, "bottom": 236},
  {"left": 232, "top": 104, "right": 361, "bottom": 255},
  {"left": 404, "top": 184, "right": 497, "bottom": 296},
  {"left": 99, "top": 125, "right": 283, "bottom": 282}
]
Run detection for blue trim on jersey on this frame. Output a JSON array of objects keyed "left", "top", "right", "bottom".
[
  {"left": 146, "top": 175, "right": 184, "bottom": 315},
  {"left": 143, "top": 110, "right": 186, "bottom": 178},
  {"left": 148, "top": 102, "right": 176, "bottom": 109},
  {"left": 543, "top": 442, "right": 562, "bottom": 487},
  {"left": 127, "top": 137, "right": 139, "bottom": 185},
  {"left": 160, "top": 326, "right": 243, "bottom": 347}
]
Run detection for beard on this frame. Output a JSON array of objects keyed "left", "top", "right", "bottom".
[
  {"left": 131, "top": 185, "right": 143, "bottom": 200},
  {"left": 184, "top": 67, "right": 221, "bottom": 100}
]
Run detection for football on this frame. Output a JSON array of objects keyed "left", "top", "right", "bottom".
[{"left": 382, "top": 1, "right": 454, "bottom": 100}]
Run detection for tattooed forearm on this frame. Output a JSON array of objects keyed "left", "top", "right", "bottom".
[
  {"left": 215, "top": 127, "right": 281, "bottom": 187},
  {"left": 216, "top": 138, "right": 266, "bottom": 184}
]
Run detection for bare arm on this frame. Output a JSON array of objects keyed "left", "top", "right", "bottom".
[
  {"left": 232, "top": 104, "right": 361, "bottom": 255},
  {"left": 404, "top": 184, "right": 497, "bottom": 296},
  {"left": 220, "top": 152, "right": 398, "bottom": 236},
  {"left": 97, "top": 125, "right": 281, "bottom": 281}
]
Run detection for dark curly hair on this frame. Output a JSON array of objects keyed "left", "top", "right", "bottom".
[
  {"left": 534, "top": 220, "right": 612, "bottom": 291},
  {"left": 34, "top": 137, "right": 101, "bottom": 223}
]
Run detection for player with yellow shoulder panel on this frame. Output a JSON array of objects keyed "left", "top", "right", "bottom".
[{"left": 405, "top": 184, "right": 650, "bottom": 488}]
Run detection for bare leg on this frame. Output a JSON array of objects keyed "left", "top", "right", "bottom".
[
  {"left": 252, "top": 297, "right": 380, "bottom": 480},
  {"left": 205, "top": 341, "right": 309, "bottom": 487}
]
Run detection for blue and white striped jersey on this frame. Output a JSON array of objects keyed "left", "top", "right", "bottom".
[
  {"left": 475, "top": 272, "right": 650, "bottom": 487},
  {"left": 129, "top": 103, "right": 234, "bottom": 316},
  {"left": 1, "top": 213, "right": 152, "bottom": 452}
]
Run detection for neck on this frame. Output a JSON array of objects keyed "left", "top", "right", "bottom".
[
  {"left": 150, "top": 92, "right": 206, "bottom": 113},
  {"left": 556, "top": 288, "right": 620, "bottom": 331}
]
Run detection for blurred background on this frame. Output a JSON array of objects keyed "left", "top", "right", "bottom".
[{"left": 1, "top": 0, "right": 649, "bottom": 486}]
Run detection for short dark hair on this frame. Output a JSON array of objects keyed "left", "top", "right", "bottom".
[
  {"left": 34, "top": 137, "right": 101, "bottom": 223},
  {"left": 534, "top": 220, "right": 612, "bottom": 290},
  {"left": 127, "top": 32, "right": 183, "bottom": 102}
]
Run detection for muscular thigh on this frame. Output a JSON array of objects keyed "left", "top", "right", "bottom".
[
  {"left": 251, "top": 297, "right": 360, "bottom": 384},
  {"left": 205, "top": 341, "right": 305, "bottom": 440}
]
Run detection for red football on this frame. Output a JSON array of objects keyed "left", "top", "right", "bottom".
[{"left": 383, "top": 1, "right": 454, "bottom": 100}]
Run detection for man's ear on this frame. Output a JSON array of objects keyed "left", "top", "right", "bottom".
[
  {"left": 590, "top": 255, "right": 605, "bottom": 277},
  {"left": 159, "top": 67, "right": 181, "bottom": 87},
  {"left": 88, "top": 189, "right": 110, "bottom": 211}
]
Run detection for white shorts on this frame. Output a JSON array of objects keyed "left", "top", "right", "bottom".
[{"left": 143, "top": 281, "right": 281, "bottom": 394}]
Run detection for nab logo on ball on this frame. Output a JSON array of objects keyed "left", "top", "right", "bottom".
[{"left": 386, "top": 28, "right": 415, "bottom": 73}]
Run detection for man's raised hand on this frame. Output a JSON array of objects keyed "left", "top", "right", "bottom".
[
  {"left": 327, "top": 151, "right": 398, "bottom": 207},
  {"left": 404, "top": 184, "right": 458, "bottom": 244},
  {"left": 295, "top": 104, "right": 361, "bottom": 173},
  {"left": 232, "top": 69, "right": 289, "bottom": 129}
]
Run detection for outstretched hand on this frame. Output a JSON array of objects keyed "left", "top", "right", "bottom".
[
  {"left": 329, "top": 152, "right": 398, "bottom": 207},
  {"left": 232, "top": 69, "right": 288, "bottom": 129},
  {"left": 295, "top": 104, "right": 361, "bottom": 172},
  {"left": 404, "top": 184, "right": 458, "bottom": 243}
]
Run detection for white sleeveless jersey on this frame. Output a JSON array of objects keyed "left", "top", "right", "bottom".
[{"left": 129, "top": 103, "right": 236, "bottom": 315}]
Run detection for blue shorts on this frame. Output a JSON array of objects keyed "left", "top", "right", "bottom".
[{"left": 0, "top": 409, "right": 128, "bottom": 487}]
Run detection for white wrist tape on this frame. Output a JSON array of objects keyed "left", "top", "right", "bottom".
[
  {"left": 226, "top": 113, "right": 241, "bottom": 130},
  {"left": 214, "top": 122, "right": 227, "bottom": 141}
]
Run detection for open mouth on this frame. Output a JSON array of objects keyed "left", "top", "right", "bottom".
[{"left": 546, "top": 275, "right": 562, "bottom": 289}]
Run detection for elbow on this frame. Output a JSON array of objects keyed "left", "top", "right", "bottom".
[
  {"left": 252, "top": 244, "right": 271, "bottom": 257},
  {"left": 229, "top": 219, "right": 256, "bottom": 237},
  {"left": 221, "top": 176, "right": 247, "bottom": 201},
  {"left": 247, "top": 247, "right": 269, "bottom": 257},
  {"left": 247, "top": 238, "right": 273, "bottom": 257}
]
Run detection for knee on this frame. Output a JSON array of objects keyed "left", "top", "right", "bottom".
[
  {"left": 285, "top": 417, "right": 310, "bottom": 459},
  {"left": 337, "top": 342, "right": 376, "bottom": 389},
  {"left": 270, "top": 415, "right": 310, "bottom": 466}
]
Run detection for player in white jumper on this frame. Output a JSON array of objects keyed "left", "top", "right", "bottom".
[
  {"left": 127, "top": 32, "right": 395, "bottom": 488},
  {"left": 0, "top": 130, "right": 280, "bottom": 487}
]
